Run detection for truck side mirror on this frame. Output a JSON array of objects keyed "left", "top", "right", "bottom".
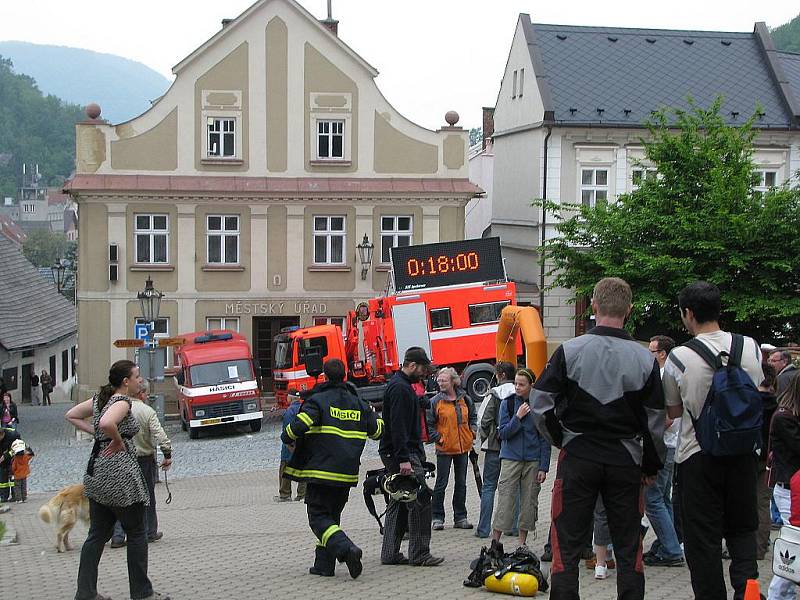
[
  {"left": 176, "top": 371, "right": 185, "bottom": 386},
  {"left": 304, "top": 351, "right": 324, "bottom": 379}
]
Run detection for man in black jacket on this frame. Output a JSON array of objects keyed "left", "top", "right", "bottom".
[
  {"left": 281, "top": 359, "right": 382, "bottom": 579},
  {"left": 379, "top": 346, "right": 444, "bottom": 567},
  {"left": 0, "top": 426, "right": 21, "bottom": 502}
]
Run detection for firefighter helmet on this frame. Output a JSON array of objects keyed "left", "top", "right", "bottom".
[
  {"left": 382, "top": 473, "right": 421, "bottom": 503},
  {"left": 11, "top": 439, "right": 25, "bottom": 455}
]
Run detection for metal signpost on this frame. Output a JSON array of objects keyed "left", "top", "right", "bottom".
[{"left": 137, "top": 277, "right": 165, "bottom": 423}]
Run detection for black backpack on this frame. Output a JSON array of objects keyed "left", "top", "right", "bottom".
[{"left": 683, "top": 334, "right": 762, "bottom": 457}]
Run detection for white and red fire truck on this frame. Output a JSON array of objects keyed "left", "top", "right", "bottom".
[
  {"left": 173, "top": 330, "right": 263, "bottom": 438},
  {"left": 272, "top": 238, "right": 522, "bottom": 407}
]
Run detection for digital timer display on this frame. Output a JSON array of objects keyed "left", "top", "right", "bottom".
[{"left": 391, "top": 238, "right": 505, "bottom": 292}]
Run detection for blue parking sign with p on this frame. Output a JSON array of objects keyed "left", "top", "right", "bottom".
[{"left": 135, "top": 323, "right": 150, "bottom": 340}]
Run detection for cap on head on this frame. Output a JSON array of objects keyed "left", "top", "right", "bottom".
[{"left": 403, "top": 346, "right": 431, "bottom": 366}]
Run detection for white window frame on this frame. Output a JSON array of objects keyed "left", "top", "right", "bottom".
[
  {"left": 206, "top": 317, "right": 240, "bottom": 332},
  {"left": 134, "top": 317, "right": 171, "bottom": 368},
  {"left": 380, "top": 215, "right": 413, "bottom": 264},
  {"left": 206, "top": 117, "right": 237, "bottom": 159},
  {"left": 134, "top": 214, "right": 169, "bottom": 264},
  {"left": 753, "top": 169, "right": 779, "bottom": 195},
  {"left": 22, "top": 203, "right": 36, "bottom": 214},
  {"left": 206, "top": 214, "right": 240, "bottom": 265},
  {"left": 579, "top": 168, "right": 609, "bottom": 207},
  {"left": 313, "top": 215, "right": 346, "bottom": 265},
  {"left": 315, "top": 119, "right": 345, "bottom": 160}
]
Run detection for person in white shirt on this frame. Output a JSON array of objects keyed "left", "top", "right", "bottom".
[{"left": 662, "top": 281, "right": 763, "bottom": 600}]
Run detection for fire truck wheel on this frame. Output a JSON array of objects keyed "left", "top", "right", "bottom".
[
  {"left": 250, "top": 419, "right": 262, "bottom": 433},
  {"left": 466, "top": 371, "right": 493, "bottom": 404},
  {"left": 189, "top": 426, "right": 200, "bottom": 440}
]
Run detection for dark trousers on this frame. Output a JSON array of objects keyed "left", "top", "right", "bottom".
[
  {"left": 550, "top": 451, "right": 645, "bottom": 600},
  {"left": 76, "top": 500, "right": 152, "bottom": 600},
  {"left": 113, "top": 456, "right": 158, "bottom": 541},
  {"left": 305, "top": 483, "right": 353, "bottom": 573},
  {"left": 12, "top": 477, "right": 27, "bottom": 501},
  {"left": 672, "top": 468, "right": 683, "bottom": 543},
  {"left": 678, "top": 452, "right": 759, "bottom": 600},
  {"left": 0, "top": 461, "right": 13, "bottom": 501},
  {"left": 432, "top": 452, "right": 468, "bottom": 524},
  {"left": 380, "top": 453, "right": 433, "bottom": 564},
  {"left": 756, "top": 462, "right": 771, "bottom": 558}
]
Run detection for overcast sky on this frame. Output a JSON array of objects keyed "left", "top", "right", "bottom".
[{"left": 0, "top": 1, "right": 797, "bottom": 129}]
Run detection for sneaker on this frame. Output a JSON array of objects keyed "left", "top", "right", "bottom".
[
  {"left": 110, "top": 539, "right": 126, "bottom": 549},
  {"left": 432, "top": 520, "right": 445, "bottom": 531},
  {"left": 147, "top": 532, "right": 164, "bottom": 543},
  {"left": 643, "top": 554, "right": 684, "bottom": 567},
  {"left": 454, "top": 520, "right": 473, "bottom": 529},
  {"left": 586, "top": 556, "right": 615, "bottom": 570},
  {"left": 594, "top": 564, "right": 608, "bottom": 580},
  {"left": 410, "top": 554, "right": 445, "bottom": 567},
  {"left": 381, "top": 553, "right": 409, "bottom": 565},
  {"left": 273, "top": 495, "right": 292, "bottom": 503}
]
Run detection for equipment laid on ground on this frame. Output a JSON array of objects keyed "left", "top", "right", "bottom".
[
  {"left": 464, "top": 539, "right": 548, "bottom": 596},
  {"left": 273, "top": 239, "right": 523, "bottom": 407},
  {"left": 172, "top": 330, "right": 263, "bottom": 439}
]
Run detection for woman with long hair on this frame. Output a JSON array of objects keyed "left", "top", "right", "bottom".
[
  {"left": 767, "top": 373, "right": 800, "bottom": 600},
  {"left": 491, "top": 368, "right": 551, "bottom": 553},
  {"left": 1, "top": 392, "right": 18, "bottom": 430},
  {"left": 65, "top": 360, "right": 169, "bottom": 600},
  {"left": 427, "top": 366, "right": 476, "bottom": 530}
]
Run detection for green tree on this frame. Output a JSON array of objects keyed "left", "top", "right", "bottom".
[
  {"left": 772, "top": 14, "right": 800, "bottom": 53},
  {"left": 539, "top": 99, "right": 800, "bottom": 343},
  {"left": 469, "top": 127, "right": 482, "bottom": 147},
  {"left": 22, "top": 229, "right": 76, "bottom": 268}
]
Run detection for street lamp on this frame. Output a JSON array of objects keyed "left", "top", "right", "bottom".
[
  {"left": 51, "top": 258, "right": 67, "bottom": 293},
  {"left": 356, "top": 234, "right": 374, "bottom": 280},
  {"left": 137, "top": 276, "right": 164, "bottom": 418}
]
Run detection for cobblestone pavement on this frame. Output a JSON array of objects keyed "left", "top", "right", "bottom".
[{"left": 3, "top": 403, "right": 778, "bottom": 599}]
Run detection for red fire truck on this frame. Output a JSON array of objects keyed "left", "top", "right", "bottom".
[
  {"left": 272, "top": 280, "right": 519, "bottom": 407},
  {"left": 173, "top": 330, "right": 263, "bottom": 439}
]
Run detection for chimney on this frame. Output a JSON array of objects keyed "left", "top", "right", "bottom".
[
  {"left": 221, "top": 18, "right": 233, "bottom": 28},
  {"left": 482, "top": 107, "right": 495, "bottom": 150},
  {"left": 321, "top": 0, "right": 338, "bottom": 36}
]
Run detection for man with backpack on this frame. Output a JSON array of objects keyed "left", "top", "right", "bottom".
[{"left": 662, "top": 281, "right": 764, "bottom": 600}]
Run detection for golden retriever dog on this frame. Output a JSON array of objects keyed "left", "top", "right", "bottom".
[{"left": 38, "top": 483, "right": 90, "bottom": 552}]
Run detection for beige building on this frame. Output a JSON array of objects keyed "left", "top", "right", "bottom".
[
  {"left": 475, "top": 15, "right": 800, "bottom": 341},
  {"left": 66, "top": 0, "right": 477, "bottom": 405}
]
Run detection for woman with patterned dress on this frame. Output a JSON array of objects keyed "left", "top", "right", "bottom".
[{"left": 65, "top": 360, "right": 170, "bottom": 600}]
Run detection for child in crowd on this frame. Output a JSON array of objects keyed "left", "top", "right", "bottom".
[
  {"left": 275, "top": 389, "right": 307, "bottom": 502},
  {"left": 11, "top": 439, "right": 34, "bottom": 502}
]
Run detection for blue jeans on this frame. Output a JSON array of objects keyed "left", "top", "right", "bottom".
[
  {"left": 476, "top": 451, "right": 519, "bottom": 538},
  {"left": 772, "top": 495, "right": 784, "bottom": 526},
  {"left": 432, "top": 452, "right": 468, "bottom": 524},
  {"left": 645, "top": 447, "right": 682, "bottom": 559}
]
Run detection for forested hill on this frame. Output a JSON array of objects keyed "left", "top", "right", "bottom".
[{"left": 773, "top": 14, "right": 800, "bottom": 53}]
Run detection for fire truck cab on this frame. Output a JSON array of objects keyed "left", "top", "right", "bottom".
[{"left": 174, "top": 330, "right": 263, "bottom": 439}]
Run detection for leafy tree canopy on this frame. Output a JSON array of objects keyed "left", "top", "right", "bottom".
[
  {"left": 22, "top": 229, "right": 76, "bottom": 269},
  {"left": 539, "top": 98, "right": 800, "bottom": 344},
  {"left": 772, "top": 13, "right": 800, "bottom": 53}
]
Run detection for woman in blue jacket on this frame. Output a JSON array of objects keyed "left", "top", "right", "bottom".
[{"left": 491, "top": 368, "right": 551, "bottom": 553}]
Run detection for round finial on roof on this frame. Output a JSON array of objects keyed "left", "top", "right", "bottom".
[
  {"left": 445, "top": 110, "right": 460, "bottom": 126},
  {"left": 85, "top": 103, "right": 102, "bottom": 119}
]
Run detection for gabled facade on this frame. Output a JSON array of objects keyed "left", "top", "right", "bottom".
[
  {"left": 477, "top": 15, "right": 800, "bottom": 341},
  {"left": 66, "top": 0, "right": 477, "bottom": 403}
]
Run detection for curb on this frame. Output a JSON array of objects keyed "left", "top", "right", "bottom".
[{"left": 0, "top": 522, "right": 18, "bottom": 546}]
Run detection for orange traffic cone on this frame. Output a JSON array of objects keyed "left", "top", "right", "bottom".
[{"left": 743, "top": 578, "right": 761, "bottom": 600}]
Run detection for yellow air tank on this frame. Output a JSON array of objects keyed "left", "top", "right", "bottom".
[{"left": 484, "top": 572, "right": 539, "bottom": 596}]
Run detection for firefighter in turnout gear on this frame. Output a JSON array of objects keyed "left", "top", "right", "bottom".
[
  {"left": 281, "top": 359, "right": 383, "bottom": 579},
  {"left": 0, "top": 426, "right": 21, "bottom": 502}
]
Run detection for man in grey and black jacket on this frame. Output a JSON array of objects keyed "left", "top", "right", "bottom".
[{"left": 532, "top": 277, "right": 665, "bottom": 600}]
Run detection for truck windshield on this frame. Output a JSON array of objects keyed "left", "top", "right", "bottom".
[
  {"left": 189, "top": 360, "right": 254, "bottom": 387},
  {"left": 274, "top": 337, "right": 294, "bottom": 370}
]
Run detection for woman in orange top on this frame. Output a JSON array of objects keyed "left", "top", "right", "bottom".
[{"left": 427, "top": 367, "right": 477, "bottom": 530}]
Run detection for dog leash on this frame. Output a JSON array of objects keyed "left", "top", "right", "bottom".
[{"left": 163, "top": 468, "right": 172, "bottom": 504}]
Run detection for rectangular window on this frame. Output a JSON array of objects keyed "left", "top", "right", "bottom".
[
  {"left": 23, "top": 203, "right": 36, "bottom": 214},
  {"left": 206, "top": 215, "right": 240, "bottom": 264},
  {"left": 313, "top": 215, "right": 346, "bottom": 265},
  {"left": 312, "top": 316, "right": 345, "bottom": 329},
  {"left": 631, "top": 168, "right": 657, "bottom": 189},
  {"left": 61, "top": 350, "right": 69, "bottom": 382},
  {"left": 134, "top": 317, "right": 170, "bottom": 367},
  {"left": 512, "top": 70, "right": 518, "bottom": 98},
  {"left": 134, "top": 214, "right": 169, "bottom": 264},
  {"left": 22, "top": 349, "right": 34, "bottom": 358},
  {"left": 754, "top": 170, "right": 778, "bottom": 195},
  {"left": 207, "top": 117, "right": 236, "bottom": 158},
  {"left": 49, "top": 355, "right": 56, "bottom": 383},
  {"left": 580, "top": 168, "right": 609, "bottom": 207},
  {"left": 2, "top": 367, "right": 17, "bottom": 391},
  {"left": 206, "top": 317, "right": 240, "bottom": 332},
  {"left": 316, "top": 120, "right": 345, "bottom": 159},
  {"left": 519, "top": 68, "right": 524, "bottom": 97},
  {"left": 298, "top": 336, "right": 328, "bottom": 361},
  {"left": 468, "top": 301, "right": 510, "bottom": 325},
  {"left": 71, "top": 346, "right": 76, "bottom": 377},
  {"left": 430, "top": 308, "right": 452, "bottom": 330},
  {"left": 380, "top": 215, "right": 413, "bottom": 264}
]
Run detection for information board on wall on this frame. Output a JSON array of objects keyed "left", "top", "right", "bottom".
[{"left": 391, "top": 237, "right": 505, "bottom": 292}]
